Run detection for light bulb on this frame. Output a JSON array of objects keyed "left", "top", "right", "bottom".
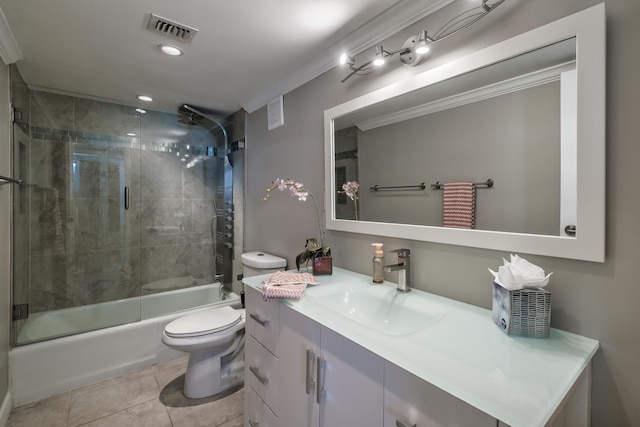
[
  {"left": 415, "top": 31, "right": 430, "bottom": 55},
  {"left": 373, "top": 46, "right": 386, "bottom": 66}
]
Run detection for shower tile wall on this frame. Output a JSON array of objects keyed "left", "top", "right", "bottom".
[{"left": 15, "top": 89, "right": 223, "bottom": 317}]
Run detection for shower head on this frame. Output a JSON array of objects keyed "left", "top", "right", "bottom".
[{"left": 178, "top": 113, "right": 200, "bottom": 126}]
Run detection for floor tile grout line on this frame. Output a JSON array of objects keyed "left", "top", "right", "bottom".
[
  {"left": 72, "top": 396, "right": 161, "bottom": 427},
  {"left": 152, "top": 367, "right": 176, "bottom": 427},
  {"left": 65, "top": 391, "right": 71, "bottom": 427}
]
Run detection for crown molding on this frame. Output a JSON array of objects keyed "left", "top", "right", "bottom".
[
  {"left": 241, "top": 0, "right": 455, "bottom": 114},
  {"left": 0, "top": 6, "right": 22, "bottom": 65}
]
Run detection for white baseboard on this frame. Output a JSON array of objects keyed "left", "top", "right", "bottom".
[{"left": 0, "top": 391, "right": 12, "bottom": 427}]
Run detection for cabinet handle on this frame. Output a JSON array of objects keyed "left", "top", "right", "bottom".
[
  {"left": 396, "top": 421, "right": 416, "bottom": 427},
  {"left": 249, "top": 366, "right": 269, "bottom": 385},
  {"left": 249, "top": 313, "right": 270, "bottom": 327},
  {"left": 306, "top": 349, "right": 316, "bottom": 395},
  {"left": 316, "top": 357, "right": 326, "bottom": 404},
  {"left": 248, "top": 420, "right": 259, "bottom": 427}
]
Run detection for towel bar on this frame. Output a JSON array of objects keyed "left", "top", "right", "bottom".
[
  {"left": 370, "top": 183, "right": 426, "bottom": 192},
  {"left": 431, "top": 179, "right": 493, "bottom": 190},
  {"left": 0, "top": 174, "right": 22, "bottom": 185}
]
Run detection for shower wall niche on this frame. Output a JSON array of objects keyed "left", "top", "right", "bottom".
[{"left": 12, "top": 79, "right": 234, "bottom": 344}]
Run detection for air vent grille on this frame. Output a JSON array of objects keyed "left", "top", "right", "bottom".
[{"left": 146, "top": 14, "right": 198, "bottom": 43}]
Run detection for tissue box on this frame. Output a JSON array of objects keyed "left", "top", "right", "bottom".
[{"left": 492, "top": 282, "right": 551, "bottom": 338}]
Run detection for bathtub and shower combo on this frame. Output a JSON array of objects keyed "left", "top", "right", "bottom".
[{"left": 9, "top": 76, "right": 245, "bottom": 406}]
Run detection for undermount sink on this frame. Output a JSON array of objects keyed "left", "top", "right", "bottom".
[{"left": 305, "top": 280, "right": 446, "bottom": 336}]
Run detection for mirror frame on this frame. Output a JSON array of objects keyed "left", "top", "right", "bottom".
[{"left": 324, "top": 4, "right": 605, "bottom": 262}]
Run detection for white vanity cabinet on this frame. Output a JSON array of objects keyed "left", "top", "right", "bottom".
[
  {"left": 278, "top": 303, "right": 384, "bottom": 427},
  {"left": 384, "top": 361, "right": 496, "bottom": 427},
  {"left": 244, "top": 268, "right": 598, "bottom": 427}
]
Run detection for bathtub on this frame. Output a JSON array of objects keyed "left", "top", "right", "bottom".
[{"left": 10, "top": 283, "right": 242, "bottom": 406}]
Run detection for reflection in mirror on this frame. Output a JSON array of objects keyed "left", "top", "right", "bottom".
[
  {"left": 325, "top": 4, "right": 605, "bottom": 262},
  {"left": 334, "top": 39, "right": 576, "bottom": 237}
]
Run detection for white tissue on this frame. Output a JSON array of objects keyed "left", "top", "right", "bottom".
[{"left": 488, "top": 254, "right": 552, "bottom": 291}]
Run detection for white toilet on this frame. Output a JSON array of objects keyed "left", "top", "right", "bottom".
[{"left": 162, "top": 251, "right": 285, "bottom": 399}]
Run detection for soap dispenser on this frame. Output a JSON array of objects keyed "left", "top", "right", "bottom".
[{"left": 372, "top": 243, "right": 384, "bottom": 284}]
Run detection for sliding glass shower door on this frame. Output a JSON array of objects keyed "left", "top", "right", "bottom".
[{"left": 11, "top": 66, "right": 229, "bottom": 345}]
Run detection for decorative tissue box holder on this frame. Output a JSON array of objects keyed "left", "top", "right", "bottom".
[{"left": 492, "top": 282, "right": 551, "bottom": 338}]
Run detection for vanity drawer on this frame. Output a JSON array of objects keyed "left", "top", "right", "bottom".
[
  {"left": 246, "top": 335, "right": 279, "bottom": 415},
  {"left": 246, "top": 386, "right": 278, "bottom": 427},
  {"left": 245, "top": 285, "right": 279, "bottom": 354}
]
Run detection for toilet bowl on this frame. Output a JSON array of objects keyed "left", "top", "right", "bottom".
[
  {"left": 162, "top": 306, "right": 246, "bottom": 398},
  {"left": 162, "top": 251, "right": 285, "bottom": 399}
]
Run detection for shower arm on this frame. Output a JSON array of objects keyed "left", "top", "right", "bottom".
[{"left": 181, "top": 104, "right": 229, "bottom": 150}]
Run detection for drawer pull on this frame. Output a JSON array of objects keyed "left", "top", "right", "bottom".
[
  {"left": 306, "top": 349, "right": 316, "bottom": 394},
  {"left": 249, "top": 366, "right": 269, "bottom": 385},
  {"left": 248, "top": 420, "right": 259, "bottom": 427},
  {"left": 249, "top": 313, "right": 270, "bottom": 327},
  {"left": 396, "top": 420, "right": 416, "bottom": 427}
]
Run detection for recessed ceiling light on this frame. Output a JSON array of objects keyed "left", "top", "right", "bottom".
[
  {"left": 135, "top": 108, "right": 147, "bottom": 114},
  {"left": 127, "top": 132, "right": 136, "bottom": 136},
  {"left": 137, "top": 95, "right": 153, "bottom": 102},
  {"left": 159, "top": 44, "right": 183, "bottom": 56}
]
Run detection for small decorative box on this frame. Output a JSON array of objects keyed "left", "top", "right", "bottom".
[{"left": 492, "top": 282, "right": 551, "bottom": 338}]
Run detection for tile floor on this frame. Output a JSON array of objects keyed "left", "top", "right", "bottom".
[{"left": 7, "top": 356, "right": 244, "bottom": 427}]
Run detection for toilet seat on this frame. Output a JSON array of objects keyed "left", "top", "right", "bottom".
[{"left": 165, "top": 306, "right": 241, "bottom": 338}]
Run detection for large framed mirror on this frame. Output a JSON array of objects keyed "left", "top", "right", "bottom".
[{"left": 324, "top": 4, "right": 605, "bottom": 262}]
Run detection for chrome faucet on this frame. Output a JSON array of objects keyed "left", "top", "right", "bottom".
[{"left": 384, "top": 249, "right": 411, "bottom": 292}]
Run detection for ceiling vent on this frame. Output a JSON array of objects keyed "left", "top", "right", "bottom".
[{"left": 146, "top": 14, "right": 198, "bottom": 43}]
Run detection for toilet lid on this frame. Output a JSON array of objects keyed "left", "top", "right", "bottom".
[{"left": 165, "top": 306, "right": 241, "bottom": 338}]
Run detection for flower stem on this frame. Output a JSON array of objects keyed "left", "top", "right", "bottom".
[{"left": 308, "top": 192, "right": 325, "bottom": 250}]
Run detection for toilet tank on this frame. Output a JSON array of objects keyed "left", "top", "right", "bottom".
[{"left": 241, "top": 251, "right": 286, "bottom": 278}]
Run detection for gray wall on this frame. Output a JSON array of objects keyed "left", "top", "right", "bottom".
[
  {"left": 246, "top": 0, "right": 640, "bottom": 425},
  {"left": 0, "top": 58, "right": 11, "bottom": 410},
  {"left": 358, "top": 82, "right": 560, "bottom": 234}
]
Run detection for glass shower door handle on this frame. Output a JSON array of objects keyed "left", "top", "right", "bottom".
[{"left": 124, "top": 186, "right": 130, "bottom": 210}]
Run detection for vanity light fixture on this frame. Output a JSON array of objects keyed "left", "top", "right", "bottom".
[{"left": 339, "top": 0, "right": 506, "bottom": 82}]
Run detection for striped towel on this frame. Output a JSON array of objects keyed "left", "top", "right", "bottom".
[
  {"left": 262, "top": 271, "right": 319, "bottom": 301},
  {"left": 443, "top": 182, "right": 476, "bottom": 229}
]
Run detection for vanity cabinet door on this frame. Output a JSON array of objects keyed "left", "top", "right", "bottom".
[
  {"left": 277, "top": 303, "right": 321, "bottom": 427},
  {"left": 278, "top": 304, "right": 384, "bottom": 427},
  {"left": 319, "top": 326, "right": 384, "bottom": 427},
  {"left": 384, "top": 361, "right": 496, "bottom": 427}
]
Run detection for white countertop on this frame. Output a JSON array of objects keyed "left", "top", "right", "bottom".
[{"left": 243, "top": 267, "right": 599, "bottom": 427}]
